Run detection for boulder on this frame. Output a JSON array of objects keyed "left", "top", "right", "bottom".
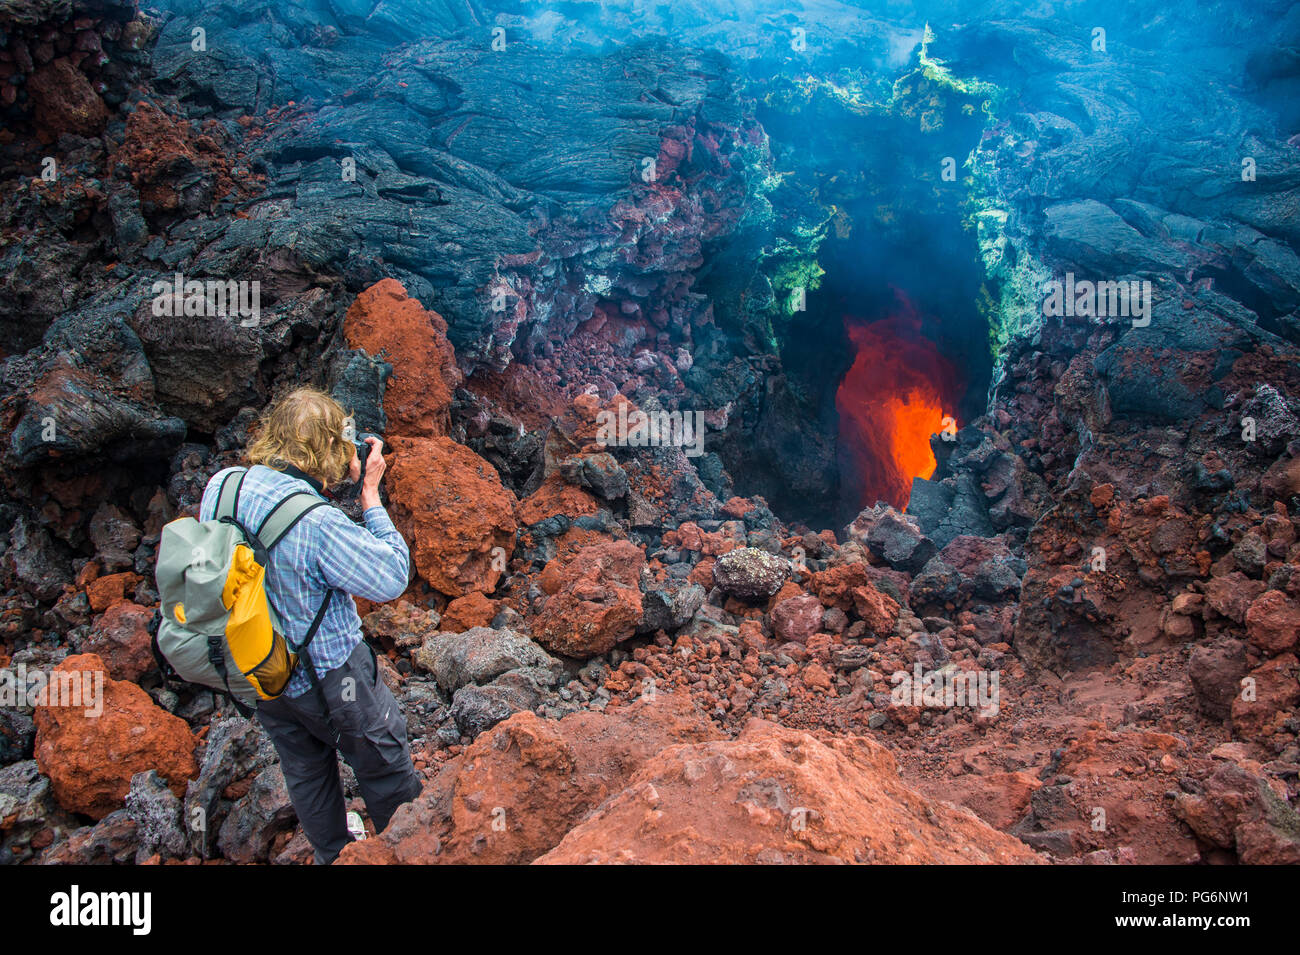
[
  {"left": 342, "top": 278, "right": 461, "bottom": 439},
  {"left": 336, "top": 693, "right": 722, "bottom": 865},
  {"left": 1245, "top": 590, "right": 1300, "bottom": 655},
  {"left": 1204, "top": 572, "right": 1267, "bottom": 624},
  {"left": 124, "top": 769, "right": 189, "bottom": 862},
  {"left": 770, "top": 594, "right": 824, "bottom": 645},
  {"left": 80, "top": 601, "right": 155, "bottom": 683},
  {"left": 414, "top": 627, "right": 555, "bottom": 692},
  {"left": 1232, "top": 653, "right": 1300, "bottom": 739},
  {"left": 852, "top": 582, "right": 901, "bottom": 635},
  {"left": 847, "top": 505, "right": 936, "bottom": 572},
  {"left": 33, "top": 654, "right": 198, "bottom": 821},
  {"left": 638, "top": 580, "right": 706, "bottom": 634},
  {"left": 216, "top": 765, "right": 297, "bottom": 864},
  {"left": 449, "top": 668, "right": 559, "bottom": 738},
  {"left": 1173, "top": 761, "right": 1300, "bottom": 864},
  {"left": 27, "top": 57, "right": 108, "bottom": 137},
  {"left": 537, "top": 720, "right": 1041, "bottom": 864},
  {"left": 1189, "top": 637, "right": 1249, "bottom": 721},
  {"left": 533, "top": 541, "right": 645, "bottom": 658},
  {"left": 439, "top": 592, "right": 499, "bottom": 633},
  {"left": 39, "top": 810, "right": 138, "bottom": 865},
  {"left": 558, "top": 451, "right": 629, "bottom": 499},
  {"left": 88, "top": 503, "right": 141, "bottom": 573},
  {"left": 184, "top": 717, "right": 276, "bottom": 859},
  {"left": 712, "top": 547, "right": 791, "bottom": 600},
  {"left": 386, "top": 435, "right": 518, "bottom": 598}
]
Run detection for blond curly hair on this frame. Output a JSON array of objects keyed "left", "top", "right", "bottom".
[{"left": 246, "top": 386, "right": 354, "bottom": 486}]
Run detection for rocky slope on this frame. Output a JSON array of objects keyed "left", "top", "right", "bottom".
[{"left": 1, "top": 0, "right": 1299, "bottom": 864}]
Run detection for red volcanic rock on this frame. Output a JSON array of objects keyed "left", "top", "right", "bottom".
[
  {"left": 84, "top": 571, "right": 142, "bottom": 613},
  {"left": 720, "top": 497, "right": 755, "bottom": 519},
  {"left": 343, "top": 279, "right": 461, "bottom": 438},
  {"left": 1231, "top": 653, "right": 1300, "bottom": 739},
  {"left": 536, "top": 720, "right": 1041, "bottom": 864},
  {"left": 1245, "top": 589, "right": 1300, "bottom": 654},
  {"left": 770, "top": 593, "right": 824, "bottom": 645},
  {"left": 533, "top": 541, "right": 645, "bottom": 658},
  {"left": 440, "top": 592, "right": 499, "bottom": 633},
  {"left": 516, "top": 473, "right": 601, "bottom": 526},
  {"left": 337, "top": 693, "right": 721, "bottom": 865},
  {"left": 665, "top": 521, "right": 738, "bottom": 556},
  {"left": 1203, "top": 571, "right": 1266, "bottom": 624},
  {"left": 810, "top": 562, "right": 870, "bottom": 612},
  {"left": 801, "top": 661, "right": 833, "bottom": 690},
  {"left": 852, "top": 582, "right": 901, "bottom": 635},
  {"left": 114, "top": 100, "right": 243, "bottom": 213},
  {"left": 1189, "top": 637, "right": 1250, "bottom": 721},
  {"left": 1173, "top": 761, "right": 1300, "bottom": 864},
  {"left": 28, "top": 58, "right": 107, "bottom": 137},
  {"left": 34, "top": 653, "right": 198, "bottom": 821},
  {"left": 385, "top": 436, "right": 518, "bottom": 598},
  {"left": 80, "top": 600, "right": 155, "bottom": 682},
  {"left": 711, "top": 547, "right": 790, "bottom": 600}
]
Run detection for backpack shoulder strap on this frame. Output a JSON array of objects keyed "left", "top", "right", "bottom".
[
  {"left": 257, "top": 490, "right": 328, "bottom": 552},
  {"left": 214, "top": 467, "right": 248, "bottom": 522}
]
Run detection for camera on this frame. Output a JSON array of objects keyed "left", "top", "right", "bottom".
[{"left": 353, "top": 430, "right": 380, "bottom": 482}]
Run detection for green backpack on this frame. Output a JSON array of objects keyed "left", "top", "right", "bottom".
[{"left": 152, "top": 468, "right": 332, "bottom": 713}]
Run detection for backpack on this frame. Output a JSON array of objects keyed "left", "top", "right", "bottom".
[{"left": 152, "top": 467, "right": 332, "bottom": 714}]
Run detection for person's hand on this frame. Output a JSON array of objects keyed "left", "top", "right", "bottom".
[
  {"left": 359, "top": 436, "right": 386, "bottom": 510},
  {"left": 346, "top": 445, "right": 362, "bottom": 484}
]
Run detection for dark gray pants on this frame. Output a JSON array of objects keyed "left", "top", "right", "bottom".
[{"left": 255, "top": 640, "right": 422, "bottom": 865}]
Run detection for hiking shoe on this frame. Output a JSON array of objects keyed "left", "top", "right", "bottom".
[{"left": 346, "top": 811, "right": 367, "bottom": 841}]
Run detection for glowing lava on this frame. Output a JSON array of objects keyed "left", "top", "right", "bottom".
[{"left": 835, "top": 293, "right": 961, "bottom": 512}]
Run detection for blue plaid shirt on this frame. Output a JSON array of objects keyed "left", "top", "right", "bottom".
[{"left": 200, "top": 464, "right": 410, "bottom": 698}]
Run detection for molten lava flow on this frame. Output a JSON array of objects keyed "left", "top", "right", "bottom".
[{"left": 836, "top": 296, "right": 961, "bottom": 512}]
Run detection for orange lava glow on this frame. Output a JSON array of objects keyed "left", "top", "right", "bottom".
[{"left": 835, "top": 295, "right": 961, "bottom": 512}]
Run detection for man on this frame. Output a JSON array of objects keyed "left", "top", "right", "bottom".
[{"left": 199, "top": 386, "right": 421, "bottom": 864}]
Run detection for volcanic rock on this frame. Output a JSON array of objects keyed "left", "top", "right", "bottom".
[
  {"left": 184, "top": 717, "right": 276, "bottom": 859},
  {"left": 537, "top": 720, "right": 1041, "bottom": 864},
  {"left": 1173, "top": 761, "right": 1300, "bottom": 864},
  {"left": 27, "top": 57, "right": 108, "bottom": 136},
  {"left": 80, "top": 601, "right": 154, "bottom": 683},
  {"left": 386, "top": 435, "right": 518, "bottom": 598},
  {"left": 343, "top": 279, "right": 461, "bottom": 439},
  {"left": 439, "top": 592, "right": 499, "bottom": 632},
  {"left": 1231, "top": 653, "right": 1300, "bottom": 739},
  {"left": 1188, "top": 637, "right": 1250, "bottom": 721},
  {"left": 124, "top": 770, "right": 188, "bottom": 862},
  {"left": 558, "top": 451, "right": 630, "bottom": 500},
  {"left": 414, "top": 627, "right": 556, "bottom": 692},
  {"left": 847, "top": 505, "right": 936, "bottom": 572},
  {"left": 39, "top": 810, "right": 138, "bottom": 865},
  {"left": 712, "top": 547, "right": 791, "bottom": 600},
  {"left": 533, "top": 541, "right": 646, "bottom": 658},
  {"left": 337, "top": 692, "right": 722, "bottom": 865},
  {"left": 0, "top": 759, "right": 77, "bottom": 864},
  {"left": 449, "top": 668, "right": 560, "bottom": 739},
  {"left": 852, "top": 583, "right": 901, "bottom": 636},
  {"left": 770, "top": 593, "right": 825, "bottom": 645},
  {"left": 639, "top": 579, "right": 706, "bottom": 634},
  {"left": 1245, "top": 589, "right": 1300, "bottom": 655},
  {"left": 216, "top": 764, "right": 297, "bottom": 864},
  {"left": 33, "top": 653, "right": 198, "bottom": 821}
]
